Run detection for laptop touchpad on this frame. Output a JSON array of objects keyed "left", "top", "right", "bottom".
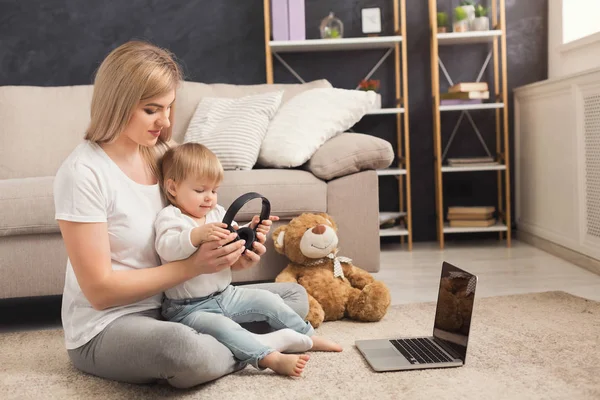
[{"left": 365, "top": 348, "right": 396, "bottom": 358}]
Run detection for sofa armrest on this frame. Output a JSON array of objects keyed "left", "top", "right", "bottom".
[{"left": 305, "top": 133, "right": 394, "bottom": 181}]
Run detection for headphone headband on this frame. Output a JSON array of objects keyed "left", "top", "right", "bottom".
[{"left": 222, "top": 192, "right": 271, "bottom": 228}]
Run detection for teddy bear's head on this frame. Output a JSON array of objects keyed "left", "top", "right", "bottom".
[{"left": 272, "top": 213, "right": 339, "bottom": 265}]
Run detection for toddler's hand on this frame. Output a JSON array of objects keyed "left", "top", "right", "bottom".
[
  {"left": 250, "top": 215, "right": 280, "bottom": 243},
  {"left": 192, "top": 222, "right": 231, "bottom": 246}
]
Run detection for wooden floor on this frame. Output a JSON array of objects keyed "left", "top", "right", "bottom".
[{"left": 374, "top": 239, "right": 600, "bottom": 305}]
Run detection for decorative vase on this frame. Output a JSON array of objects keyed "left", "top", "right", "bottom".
[
  {"left": 320, "top": 12, "right": 344, "bottom": 39},
  {"left": 472, "top": 16, "right": 489, "bottom": 31},
  {"left": 460, "top": 5, "right": 475, "bottom": 26},
  {"left": 453, "top": 20, "right": 469, "bottom": 33}
]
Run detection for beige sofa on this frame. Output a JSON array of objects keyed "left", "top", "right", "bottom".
[{"left": 0, "top": 79, "right": 394, "bottom": 300}]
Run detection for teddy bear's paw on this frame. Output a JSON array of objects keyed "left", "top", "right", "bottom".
[
  {"left": 346, "top": 281, "right": 391, "bottom": 322},
  {"left": 306, "top": 307, "right": 325, "bottom": 328}
]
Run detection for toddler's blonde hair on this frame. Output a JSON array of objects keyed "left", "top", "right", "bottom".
[{"left": 160, "top": 143, "right": 224, "bottom": 205}]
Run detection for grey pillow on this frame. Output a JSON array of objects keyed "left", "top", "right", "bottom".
[{"left": 306, "top": 133, "right": 394, "bottom": 181}]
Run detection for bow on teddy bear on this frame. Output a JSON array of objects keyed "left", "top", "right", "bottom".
[{"left": 272, "top": 212, "right": 391, "bottom": 328}]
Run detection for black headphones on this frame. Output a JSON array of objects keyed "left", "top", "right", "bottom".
[{"left": 222, "top": 192, "right": 271, "bottom": 252}]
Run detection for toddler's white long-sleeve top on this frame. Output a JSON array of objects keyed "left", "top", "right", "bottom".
[{"left": 154, "top": 204, "right": 233, "bottom": 299}]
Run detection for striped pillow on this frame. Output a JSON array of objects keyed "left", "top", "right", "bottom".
[{"left": 183, "top": 91, "right": 283, "bottom": 170}]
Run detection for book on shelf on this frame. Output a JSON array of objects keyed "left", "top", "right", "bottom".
[
  {"left": 447, "top": 206, "right": 496, "bottom": 215},
  {"left": 447, "top": 157, "right": 498, "bottom": 167},
  {"left": 440, "top": 99, "right": 483, "bottom": 105},
  {"left": 440, "top": 91, "right": 489, "bottom": 100},
  {"left": 448, "top": 82, "right": 489, "bottom": 93},
  {"left": 449, "top": 218, "right": 496, "bottom": 228},
  {"left": 447, "top": 212, "right": 494, "bottom": 220}
]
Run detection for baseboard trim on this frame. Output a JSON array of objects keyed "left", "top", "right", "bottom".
[{"left": 517, "top": 231, "right": 600, "bottom": 276}]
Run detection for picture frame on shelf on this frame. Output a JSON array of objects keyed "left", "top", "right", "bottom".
[{"left": 361, "top": 7, "right": 382, "bottom": 36}]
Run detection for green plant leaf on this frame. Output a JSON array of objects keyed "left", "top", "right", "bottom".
[
  {"left": 437, "top": 12, "right": 448, "bottom": 26},
  {"left": 454, "top": 6, "right": 468, "bottom": 21},
  {"left": 475, "top": 4, "right": 488, "bottom": 17}
]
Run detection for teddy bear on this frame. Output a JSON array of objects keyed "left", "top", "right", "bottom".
[{"left": 272, "top": 212, "right": 391, "bottom": 328}]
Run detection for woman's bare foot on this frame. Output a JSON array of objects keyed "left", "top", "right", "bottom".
[
  {"left": 310, "top": 336, "right": 343, "bottom": 352},
  {"left": 259, "top": 352, "right": 310, "bottom": 377}
]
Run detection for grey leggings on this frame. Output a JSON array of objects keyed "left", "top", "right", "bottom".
[{"left": 67, "top": 283, "right": 309, "bottom": 388}]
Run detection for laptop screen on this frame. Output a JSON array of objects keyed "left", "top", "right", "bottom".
[{"left": 432, "top": 262, "right": 477, "bottom": 362}]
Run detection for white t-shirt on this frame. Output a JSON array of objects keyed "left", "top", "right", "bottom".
[
  {"left": 154, "top": 204, "right": 233, "bottom": 299},
  {"left": 54, "top": 141, "right": 166, "bottom": 350}
]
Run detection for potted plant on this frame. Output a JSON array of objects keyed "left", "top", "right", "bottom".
[
  {"left": 359, "top": 79, "right": 381, "bottom": 108},
  {"left": 437, "top": 12, "right": 449, "bottom": 33},
  {"left": 453, "top": 6, "right": 469, "bottom": 33},
  {"left": 460, "top": 0, "right": 476, "bottom": 25},
  {"left": 472, "top": 4, "right": 489, "bottom": 31}
]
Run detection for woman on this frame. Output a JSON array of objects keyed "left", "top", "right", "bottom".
[{"left": 53, "top": 40, "right": 309, "bottom": 388}]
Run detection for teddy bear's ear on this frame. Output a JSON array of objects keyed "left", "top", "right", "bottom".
[
  {"left": 272, "top": 226, "right": 286, "bottom": 254},
  {"left": 316, "top": 212, "right": 337, "bottom": 229}
]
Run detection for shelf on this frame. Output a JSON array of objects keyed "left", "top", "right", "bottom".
[
  {"left": 377, "top": 168, "right": 407, "bottom": 176},
  {"left": 365, "top": 107, "right": 405, "bottom": 115},
  {"left": 442, "top": 164, "right": 507, "bottom": 172},
  {"left": 437, "top": 30, "right": 502, "bottom": 46},
  {"left": 439, "top": 102, "right": 504, "bottom": 112},
  {"left": 443, "top": 222, "right": 508, "bottom": 234},
  {"left": 380, "top": 226, "right": 410, "bottom": 237},
  {"left": 269, "top": 35, "right": 403, "bottom": 53}
]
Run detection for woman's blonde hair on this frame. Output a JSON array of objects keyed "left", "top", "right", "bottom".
[
  {"left": 160, "top": 143, "right": 224, "bottom": 205},
  {"left": 85, "top": 40, "right": 183, "bottom": 178}
]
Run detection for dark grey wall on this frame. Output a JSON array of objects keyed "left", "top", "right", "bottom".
[{"left": 0, "top": 0, "right": 547, "bottom": 242}]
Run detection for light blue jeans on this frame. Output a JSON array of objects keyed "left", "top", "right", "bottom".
[{"left": 162, "top": 285, "right": 315, "bottom": 369}]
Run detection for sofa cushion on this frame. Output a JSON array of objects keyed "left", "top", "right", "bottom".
[
  {"left": 0, "top": 170, "right": 325, "bottom": 237},
  {"left": 218, "top": 169, "right": 327, "bottom": 221},
  {"left": 184, "top": 91, "right": 283, "bottom": 170},
  {"left": 173, "top": 79, "right": 332, "bottom": 144},
  {"left": 257, "top": 88, "right": 377, "bottom": 168},
  {"left": 306, "top": 133, "right": 395, "bottom": 181},
  {"left": 0, "top": 177, "right": 59, "bottom": 237},
  {"left": 0, "top": 85, "right": 94, "bottom": 179}
]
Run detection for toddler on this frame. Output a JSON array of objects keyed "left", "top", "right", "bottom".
[{"left": 155, "top": 143, "right": 341, "bottom": 377}]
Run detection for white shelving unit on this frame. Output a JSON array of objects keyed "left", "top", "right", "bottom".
[
  {"left": 429, "top": 0, "right": 512, "bottom": 249},
  {"left": 441, "top": 164, "right": 506, "bottom": 173},
  {"left": 263, "top": 0, "right": 413, "bottom": 249},
  {"left": 437, "top": 30, "right": 502, "bottom": 46},
  {"left": 269, "top": 36, "right": 403, "bottom": 53},
  {"left": 443, "top": 222, "right": 508, "bottom": 233},
  {"left": 380, "top": 226, "right": 410, "bottom": 237},
  {"left": 377, "top": 168, "right": 407, "bottom": 176},
  {"left": 439, "top": 102, "right": 504, "bottom": 112},
  {"left": 365, "top": 107, "right": 405, "bottom": 115}
]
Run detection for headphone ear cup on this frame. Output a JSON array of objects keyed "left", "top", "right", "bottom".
[{"left": 235, "top": 227, "right": 255, "bottom": 251}]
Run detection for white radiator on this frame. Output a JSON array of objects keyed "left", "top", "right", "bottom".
[{"left": 515, "top": 67, "right": 600, "bottom": 261}]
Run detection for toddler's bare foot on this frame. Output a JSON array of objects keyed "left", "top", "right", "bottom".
[
  {"left": 310, "top": 336, "right": 343, "bottom": 352},
  {"left": 259, "top": 352, "right": 310, "bottom": 377}
]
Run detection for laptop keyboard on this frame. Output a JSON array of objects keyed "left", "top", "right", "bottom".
[{"left": 390, "top": 338, "right": 454, "bottom": 364}]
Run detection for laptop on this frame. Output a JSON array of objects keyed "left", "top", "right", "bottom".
[{"left": 355, "top": 261, "right": 477, "bottom": 372}]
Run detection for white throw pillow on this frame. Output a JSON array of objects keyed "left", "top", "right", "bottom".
[
  {"left": 183, "top": 91, "right": 283, "bottom": 170},
  {"left": 257, "top": 88, "right": 377, "bottom": 168}
]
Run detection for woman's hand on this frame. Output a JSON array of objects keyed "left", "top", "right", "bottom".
[
  {"left": 186, "top": 231, "right": 246, "bottom": 275},
  {"left": 231, "top": 225, "right": 271, "bottom": 271}
]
